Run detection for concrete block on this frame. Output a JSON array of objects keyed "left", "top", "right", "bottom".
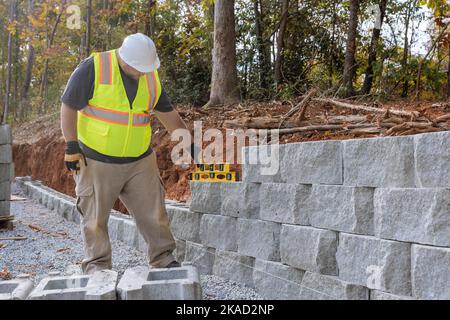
[
  {"left": 199, "top": 214, "right": 237, "bottom": 251},
  {"left": 280, "top": 225, "right": 338, "bottom": 275},
  {"left": 259, "top": 183, "right": 311, "bottom": 225},
  {"left": 242, "top": 145, "right": 284, "bottom": 183},
  {"left": 184, "top": 241, "right": 215, "bottom": 275},
  {"left": 237, "top": 219, "right": 280, "bottom": 261},
  {"left": 117, "top": 265, "right": 201, "bottom": 300},
  {"left": 221, "top": 182, "right": 260, "bottom": 218},
  {"left": 280, "top": 140, "right": 343, "bottom": 184},
  {"left": 374, "top": 188, "right": 450, "bottom": 246},
  {"left": 306, "top": 185, "right": 374, "bottom": 235},
  {"left": 343, "top": 136, "right": 415, "bottom": 187},
  {"left": 412, "top": 245, "right": 450, "bottom": 300},
  {"left": 299, "top": 272, "right": 369, "bottom": 300},
  {"left": 414, "top": 131, "right": 450, "bottom": 188},
  {"left": 370, "top": 290, "right": 415, "bottom": 300},
  {"left": 336, "top": 233, "right": 411, "bottom": 295},
  {"left": 122, "top": 219, "right": 139, "bottom": 247},
  {"left": 252, "top": 259, "right": 304, "bottom": 300},
  {"left": 108, "top": 214, "right": 124, "bottom": 241},
  {"left": 189, "top": 181, "right": 221, "bottom": 214},
  {"left": 137, "top": 232, "right": 147, "bottom": 252},
  {"left": 0, "top": 145, "right": 12, "bottom": 163},
  {"left": 0, "top": 164, "right": 12, "bottom": 182},
  {"left": 0, "top": 200, "right": 10, "bottom": 217},
  {"left": 28, "top": 270, "right": 118, "bottom": 300},
  {"left": 58, "top": 200, "right": 75, "bottom": 221},
  {"left": 170, "top": 207, "right": 202, "bottom": 243},
  {"left": 0, "top": 124, "right": 12, "bottom": 145},
  {"left": 0, "top": 181, "right": 11, "bottom": 201},
  {"left": 213, "top": 250, "right": 255, "bottom": 288},
  {"left": 174, "top": 239, "right": 186, "bottom": 263},
  {"left": 0, "top": 279, "right": 34, "bottom": 300}
]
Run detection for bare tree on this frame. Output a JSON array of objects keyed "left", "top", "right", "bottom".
[
  {"left": 208, "top": 0, "right": 240, "bottom": 107},
  {"left": 361, "top": 0, "right": 388, "bottom": 95},
  {"left": 20, "top": 0, "right": 35, "bottom": 121},
  {"left": 342, "top": 0, "right": 360, "bottom": 97},
  {"left": 274, "top": 0, "right": 290, "bottom": 87},
  {"left": 86, "top": 0, "right": 92, "bottom": 57},
  {"left": 144, "top": 0, "right": 156, "bottom": 37},
  {"left": 3, "top": 0, "right": 15, "bottom": 124},
  {"left": 254, "top": 0, "right": 271, "bottom": 92}
]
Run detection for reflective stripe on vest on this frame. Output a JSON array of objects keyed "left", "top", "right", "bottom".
[
  {"left": 99, "top": 51, "right": 113, "bottom": 85},
  {"left": 145, "top": 72, "right": 158, "bottom": 111},
  {"left": 80, "top": 105, "right": 151, "bottom": 126}
]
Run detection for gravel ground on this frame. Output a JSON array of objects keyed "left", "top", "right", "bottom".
[{"left": 0, "top": 182, "right": 262, "bottom": 300}]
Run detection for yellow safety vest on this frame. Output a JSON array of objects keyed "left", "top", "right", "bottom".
[{"left": 77, "top": 49, "right": 162, "bottom": 157}]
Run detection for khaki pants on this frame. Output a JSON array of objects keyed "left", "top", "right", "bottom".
[{"left": 73, "top": 152, "right": 176, "bottom": 274}]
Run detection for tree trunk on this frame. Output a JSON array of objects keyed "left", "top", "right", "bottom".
[
  {"left": 208, "top": 0, "right": 240, "bottom": 106},
  {"left": 328, "top": 0, "right": 337, "bottom": 88},
  {"left": 3, "top": 0, "right": 15, "bottom": 124},
  {"left": 144, "top": 0, "right": 156, "bottom": 37},
  {"left": 342, "top": 0, "right": 360, "bottom": 97},
  {"left": 86, "top": 0, "right": 92, "bottom": 57},
  {"left": 274, "top": 0, "right": 290, "bottom": 87},
  {"left": 447, "top": 40, "right": 450, "bottom": 98},
  {"left": 20, "top": 0, "right": 35, "bottom": 121},
  {"left": 40, "top": 1, "right": 66, "bottom": 111},
  {"left": 254, "top": 0, "right": 271, "bottom": 91},
  {"left": 401, "top": 0, "right": 416, "bottom": 98},
  {"left": 361, "top": 0, "right": 388, "bottom": 95}
]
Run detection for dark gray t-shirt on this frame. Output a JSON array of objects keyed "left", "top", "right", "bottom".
[{"left": 61, "top": 57, "right": 173, "bottom": 164}]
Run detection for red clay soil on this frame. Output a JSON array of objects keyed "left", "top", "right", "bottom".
[{"left": 12, "top": 100, "right": 450, "bottom": 214}]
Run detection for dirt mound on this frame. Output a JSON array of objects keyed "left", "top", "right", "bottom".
[{"left": 12, "top": 100, "right": 450, "bottom": 212}]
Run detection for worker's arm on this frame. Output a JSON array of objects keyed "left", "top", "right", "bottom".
[
  {"left": 60, "top": 103, "right": 78, "bottom": 142},
  {"left": 155, "top": 109, "right": 200, "bottom": 163},
  {"left": 61, "top": 103, "right": 86, "bottom": 172}
]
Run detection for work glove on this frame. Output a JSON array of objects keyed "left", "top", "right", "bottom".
[{"left": 64, "top": 141, "right": 87, "bottom": 174}]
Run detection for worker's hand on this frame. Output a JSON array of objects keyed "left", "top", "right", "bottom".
[{"left": 64, "top": 141, "right": 87, "bottom": 174}]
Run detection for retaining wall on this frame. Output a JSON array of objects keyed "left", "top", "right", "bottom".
[
  {"left": 15, "top": 131, "right": 450, "bottom": 300},
  {"left": 0, "top": 124, "right": 13, "bottom": 229}
]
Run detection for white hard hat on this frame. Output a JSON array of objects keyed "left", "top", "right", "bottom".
[{"left": 118, "top": 33, "right": 160, "bottom": 73}]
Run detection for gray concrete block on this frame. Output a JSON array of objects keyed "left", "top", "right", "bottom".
[
  {"left": 189, "top": 181, "right": 221, "bottom": 214},
  {"left": 280, "top": 140, "right": 343, "bottom": 185},
  {"left": 370, "top": 290, "right": 415, "bottom": 300},
  {"left": 58, "top": 199, "right": 75, "bottom": 220},
  {"left": 108, "top": 214, "right": 124, "bottom": 241},
  {"left": 280, "top": 225, "right": 337, "bottom": 275},
  {"left": 117, "top": 265, "right": 201, "bottom": 300},
  {"left": 414, "top": 131, "right": 450, "bottom": 188},
  {"left": 412, "top": 244, "right": 450, "bottom": 300},
  {"left": 0, "top": 124, "right": 12, "bottom": 145},
  {"left": 242, "top": 145, "right": 284, "bottom": 183},
  {"left": 184, "top": 241, "right": 215, "bottom": 275},
  {"left": 237, "top": 219, "right": 281, "bottom": 261},
  {"left": 0, "top": 181, "right": 11, "bottom": 201},
  {"left": 174, "top": 239, "right": 186, "bottom": 263},
  {"left": 122, "top": 218, "right": 139, "bottom": 247},
  {"left": 343, "top": 136, "right": 416, "bottom": 187},
  {"left": 170, "top": 207, "right": 202, "bottom": 243},
  {"left": 336, "top": 233, "right": 411, "bottom": 295},
  {"left": 0, "top": 164, "right": 12, "bottom": 182},
  {"left": 28, "top": 270, "right": 118, "bottom": 300},
  {"left": 252, "top": 259, "right": 304, "bottom": 300},
  {"left": 0, "top": 279, "right": 34, "bottom": 300},
  {"left": 221, "top": 182, "right": 260, "bottom": 218},
  {"left": 299, "top": 271, "right": 369, "bottom": 300},
  {"left": 306, "top": 185, "right": 374, "bottom": 235},
  {"left": 213, "top": 250, "right": 255, "bottom": 288},
  {"left": 259, "top": 183, "right": 311, "bottom": 225},
  {"left": 374, "top": 188, "right": 450, "bottom": 246},
  {"left": 0, "top": 200, "right": 10, "bottom": 216},
  {"left": 199, "top": 214, "right": 237, "bottom": 251},
  {"left": 0, "top": 145, "right": 12, "bottom": 163}
]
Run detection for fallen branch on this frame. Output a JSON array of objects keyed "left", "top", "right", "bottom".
[
  {"left": 0, "top": 236, "right": 27, "bottom": 241},
  {"left": 224, "top": 117, "right": 310, "bottom": 129},
  {"left": 279, "top": 88, "right": 318, "bottom": 128},
  {"left": 434, "top": 114, "right": 450, "bottom": 123},
  {"left": 314, "top": 98, "right": 420, "bottom": 118},
  {"left": 270, "top": 123, "right": 396, "bottom": 135}
]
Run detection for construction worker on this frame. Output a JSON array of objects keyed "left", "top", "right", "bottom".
[{"left": 60, "top": 33, "right": 196, "bottom": 274}]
